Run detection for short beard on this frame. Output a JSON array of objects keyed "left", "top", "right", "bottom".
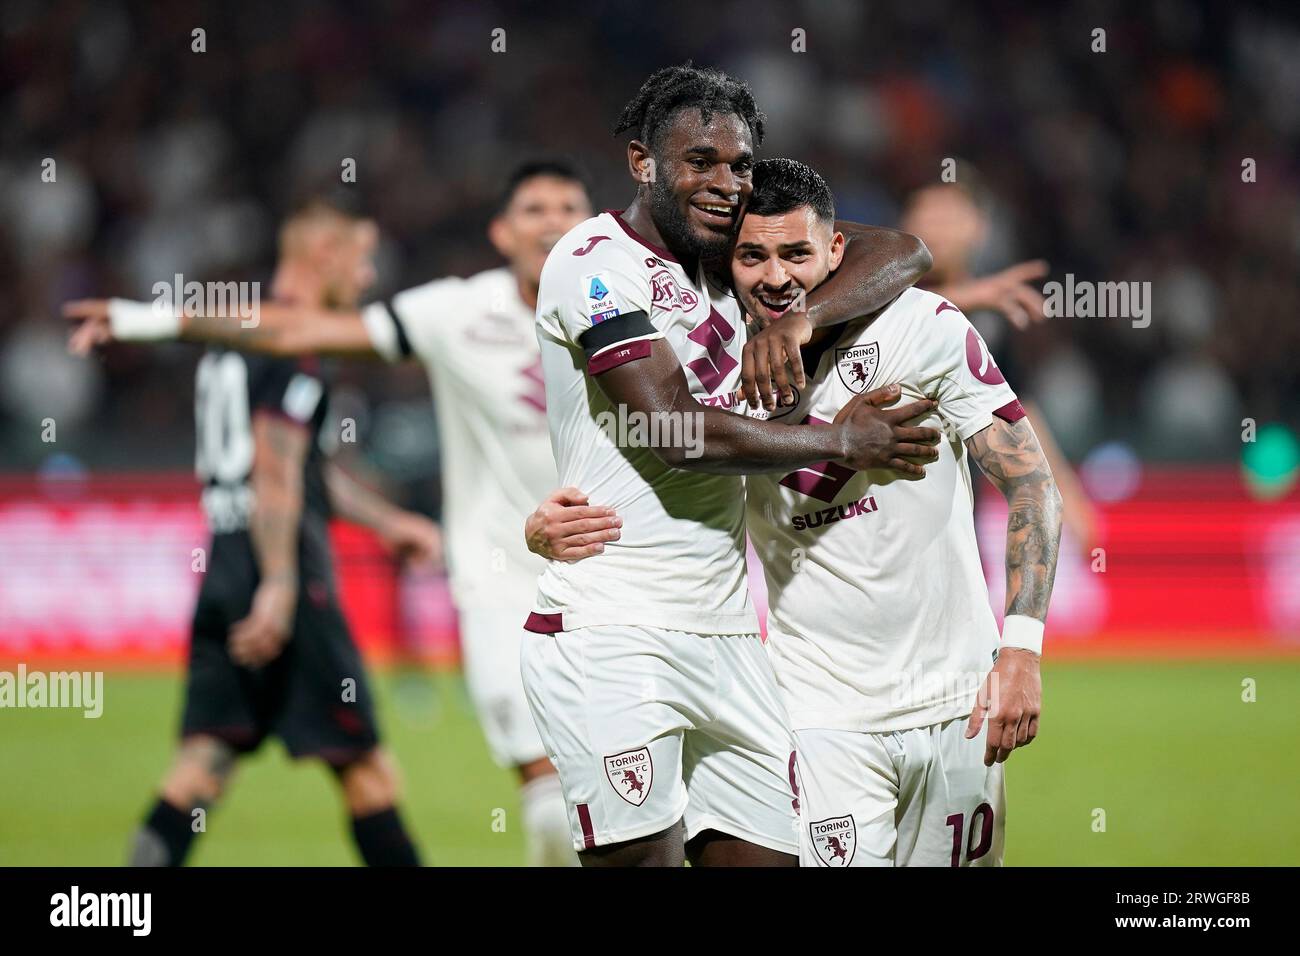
[
  {"left": 648, "top": 174, "right": 733, "bottom": 261},
  {"left": 741, "top": 296, "right": 772, "bottom": 330}
]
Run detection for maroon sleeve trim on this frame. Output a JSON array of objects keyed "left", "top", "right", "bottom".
[
  {"left": 588, "top": 339, "right": 653, "bottom": 376},
  {"left": 524, "top": 611, "right": 564, "bottom": 633},
  {"left": 993, "top": 398, "right": 1026, "bottom": 423}
]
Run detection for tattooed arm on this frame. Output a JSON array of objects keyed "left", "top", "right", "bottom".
[
  {"left": 228, "top": 412, "right": 308, "bottom": 668},
  {"left": 968, "top": 416, "right": 1063, "bottom": 621},
  {"left": 962, "top": 415, "right": 1063, "bottom": 766}
]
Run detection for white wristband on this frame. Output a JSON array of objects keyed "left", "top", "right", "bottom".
[
  {"left": 1000, "top": 614, "right": 1044, "bottom": 655},
  {"left": 108, "top": 298, "right": 181, "bottom": 341}
]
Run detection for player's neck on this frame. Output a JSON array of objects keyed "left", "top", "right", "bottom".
[
  {"left": 515, "top": 273, "right": 539, "bottom": 309},
  {"left": 620, "top": 196, "right": 698, "bottom": 275}
]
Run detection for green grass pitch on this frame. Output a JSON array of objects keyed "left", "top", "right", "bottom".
[{"left": 1, "top": 659, "right": 1296, "bottom": 865}]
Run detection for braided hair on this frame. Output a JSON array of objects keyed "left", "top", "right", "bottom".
[{"left": 613, "top": 62, "right": 766, "bottom": 150}]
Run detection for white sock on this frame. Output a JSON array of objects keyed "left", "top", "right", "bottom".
[{"left": 520, "top": 773, "right": 579, "bottom": 867}]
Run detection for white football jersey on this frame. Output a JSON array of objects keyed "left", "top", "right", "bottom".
[
  {"left": 529, "top": 211, "right": 758, "bottom": 635},
  {"left": 744, "top": 288, "right": 1023, "bottom": 733},
  {"left": 361, "top": 267, "right": 553, "bottom": 609}
]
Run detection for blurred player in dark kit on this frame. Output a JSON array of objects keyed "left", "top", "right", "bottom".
[{"left": 70, "top": 199, "right": 437, "bottom": 866}]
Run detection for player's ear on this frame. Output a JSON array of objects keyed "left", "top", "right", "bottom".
[
  {"left": 487, "top": 214, "right": 513, "bottom": 258},
  {"left": 627, "top": 140, "right": 655, "bottom": 186},
  {"left": 827, "top": 230, "right": 846, "bottom": 271}
]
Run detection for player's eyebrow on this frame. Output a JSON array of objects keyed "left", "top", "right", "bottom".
[
  {"left": 684, "top": 145, "right": 753, "bottom": 164},
  {"left": 735, "top": 239, "right": 813, "bottom": 253}
]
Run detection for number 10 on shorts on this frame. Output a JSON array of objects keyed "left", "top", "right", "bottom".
[{"left": 946, "top": 803, "right": 995, "bottom": 867}]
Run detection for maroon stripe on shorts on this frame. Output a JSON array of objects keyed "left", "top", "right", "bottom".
[
  {"left": 523, "top": 611, "right": 564, "bottom": 633},
  {"left": 576, "top": 803, "right": 596, "bottom": 850}
]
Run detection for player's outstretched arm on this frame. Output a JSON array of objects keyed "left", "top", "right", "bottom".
[
  {"left": 741, "top": 224, "right": 931, "bottom": 410},
  {"left": 963, "top": 415, "right": 1063, "bottom": 766},
  {"left": 930, "top": 259, "right": 1050, "bottom": 330},
  {"left": 325, "top": 463, "right": 443, "bottom": 567},
  {"left": 524, "top": 487, "right": 623, "bottom": 562},
  {"left": 64, "top": 298, "right": 380, "bottom": 358},
  {"left": 592, "top": 338, "right": 940, "bottom": 476},
  {"left": 229, "top": 413, "right": 310, "bottom": 668}
]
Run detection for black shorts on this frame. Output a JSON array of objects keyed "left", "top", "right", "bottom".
[{"left": 181, "top": 547, "right": 380, "bottom": 767}]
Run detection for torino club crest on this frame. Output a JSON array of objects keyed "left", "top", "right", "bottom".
[
  {"left": 604, "top": 747, "right": 653, "bottom": 806},
  {"left": 835, "top": 343, "right": 880, "bottom": 394},
  {"left": 809, "top": 815, "right": 857, "bottom": 866}
]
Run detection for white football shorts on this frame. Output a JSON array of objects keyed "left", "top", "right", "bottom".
[
  {"left": 795, "top": 717, "right": 1006, "bottom": 867},
  {"left": 520, "top": 624, "right": 799, "bottom": 855}
]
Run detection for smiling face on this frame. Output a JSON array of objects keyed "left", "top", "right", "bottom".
[
  {"left": 732, "top": 205, "right": 844, "bottom": 327},
  {"left": 490, "top": 174, "right": 592, "bottom": 288},
  {"left": 642, "top": 109, "right": 754, "bottom": 259}
]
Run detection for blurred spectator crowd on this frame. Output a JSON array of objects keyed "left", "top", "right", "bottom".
[{"left": 2, "top": 0, "right": 1297, "bottom": 513}]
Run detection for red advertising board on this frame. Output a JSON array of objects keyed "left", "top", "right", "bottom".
[{"left": 0, "top": 470, "right": 1296, "bottom": 666}]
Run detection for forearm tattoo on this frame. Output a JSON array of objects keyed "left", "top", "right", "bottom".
[{"left": 966, "top": 417, "right": 1063, "bottom": 621}]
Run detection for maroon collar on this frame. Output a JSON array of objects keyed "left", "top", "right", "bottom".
[{"left": 607, "top": 209, "right": 680, "bottom": 264}]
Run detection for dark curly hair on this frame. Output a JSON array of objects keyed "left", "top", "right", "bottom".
[{"left": 613, "top": 62, "right": 766, "bottom": 150}]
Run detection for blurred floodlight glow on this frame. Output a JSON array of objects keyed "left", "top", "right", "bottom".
[
  {"left": 1080, "top": 441, "right": 1143, "bottom": 503},
  {"left": 1243, "top": 423, "right": 1300, "bottom": 500}
]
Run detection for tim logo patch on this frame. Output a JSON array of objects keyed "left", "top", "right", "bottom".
[
  {"left": 835, "top": 343, "right": 879, "bottom": 394},
  {"left": 604, "top": 747, "right": 653, "bottom": 806},
  {"left": 809, "top": 815, "right": 857, "bottom": 867}
]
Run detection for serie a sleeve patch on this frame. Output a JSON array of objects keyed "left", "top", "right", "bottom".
[{"left": 580, "top": 271, "right": 629, "bottom": 327}]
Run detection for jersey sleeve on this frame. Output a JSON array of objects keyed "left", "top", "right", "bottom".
[
  {"left": 360, "top": 277, "right": 464, "bottom": 363},
  {"left": 248, "top": 356, "right": 326, "bottom": 427},
  {"left": 925, "top": 300, "right": 1024, "bottom": 441},
  {"left": 540, "top": 242, "right": 662, "bottom": 375}
]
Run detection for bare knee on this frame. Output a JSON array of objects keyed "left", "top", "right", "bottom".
[
  {"left": 160, "top": 735, "right": 237, "bottom": 809},
  {"left": 335, "top": 748, "right": 401, "bottom": 816}
]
